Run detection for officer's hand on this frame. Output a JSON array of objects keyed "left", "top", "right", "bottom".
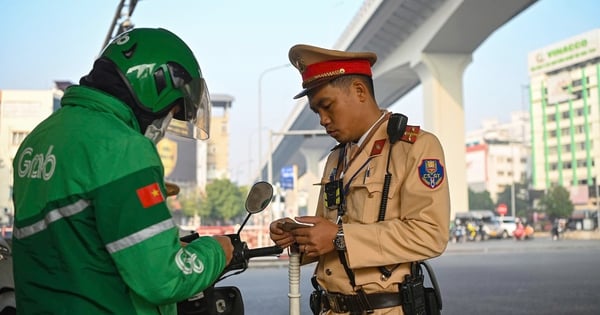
[
  {"left": 270, "top": 218, "right": 297, "bottom": 249},
  {"left": 290, "top": 216, "right": 337, "bottom": 257},
  {"left": 212, "top": 235, "right": 234, "bottom": 265}
]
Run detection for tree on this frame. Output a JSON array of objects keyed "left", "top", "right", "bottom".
[
  {"left": 468, "top": 188, "right": 494, "bottom": 210},
  {"left": 177, "top": 188, "right": 208, "bottom": 218},
  {"left": 537, "top": 185, "right": 574, "bottom": 220},
  {"left": 202, "top": 179, "right": 245, "bottom": 225}
]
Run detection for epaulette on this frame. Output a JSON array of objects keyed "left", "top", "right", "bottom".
[{"left": 400, "top": 125, "right": 420, "bottom": 143}]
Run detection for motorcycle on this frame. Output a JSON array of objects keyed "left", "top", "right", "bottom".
[
  {"left": 177, "top": 181, "right": 284, "bottom": 315},
  {"left": 0, "top": 181, "right": 283, "bottom": 315},
  {"left": 0, "top": 237, "right": 15, "bottom": 315}
]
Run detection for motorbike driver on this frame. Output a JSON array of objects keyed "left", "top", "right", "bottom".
[{"left": 11, "top": 28, "right": 233, "bottom": 314}]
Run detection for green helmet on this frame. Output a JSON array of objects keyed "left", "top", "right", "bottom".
[{"left": 99, "top": 27, "right": 211, "bottom": 140}]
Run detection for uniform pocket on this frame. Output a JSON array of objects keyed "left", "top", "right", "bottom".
[{"left": 346, "top": 177, "right": 400, "bottom": 224}]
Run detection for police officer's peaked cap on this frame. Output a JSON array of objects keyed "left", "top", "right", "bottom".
[{"left": 288, "top": 44, "right": 377, "bottom": 99}]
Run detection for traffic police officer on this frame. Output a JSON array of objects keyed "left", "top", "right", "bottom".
[{"left": 269, "top": 44, "right": 450, "bottom": 314}]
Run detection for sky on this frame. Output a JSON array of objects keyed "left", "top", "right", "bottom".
[{"left": 2, "top": 0, "right": 600, "bottom": 185}]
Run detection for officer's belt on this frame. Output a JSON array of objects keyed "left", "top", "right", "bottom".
[{"left": 322, "top": 291, "right": 402, "bottom": 313}]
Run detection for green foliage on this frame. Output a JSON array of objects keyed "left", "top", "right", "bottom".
[
  {"left": 538, "top": 185, "right": 574, "bottom": 220},
  {"left": 169, "top": 180, "right": 251, "bottom": 225},
  {"left": 468, "top": 189, "right": 494, "bottom": 210},
  {"left": 202, "top": 179, "right": 245, "bottom": 224},
  {"left": 177, "top": 188, "right": 207, "bottom": 218}
]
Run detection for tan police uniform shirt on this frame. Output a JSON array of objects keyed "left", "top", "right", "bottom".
[{"left": 306, "top": 111, "right": 450, "bottom": 314}]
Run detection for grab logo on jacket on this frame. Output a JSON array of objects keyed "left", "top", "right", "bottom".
[
  {"left": 17, "top": 145, "right": 56, "bottom": 181},
  {"left": 175, "top": 248, "right": 205, "bottom": 275}
]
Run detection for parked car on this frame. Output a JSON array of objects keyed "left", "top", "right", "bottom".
[
  {"left": 482, "top": 218, "right": 504, "bottom": 239},
  {"left": 497, "top": 216, "right": 517, "bottom": 239},
  {"left": 567, "top": 210, "right": 598, "bottom": 231}
]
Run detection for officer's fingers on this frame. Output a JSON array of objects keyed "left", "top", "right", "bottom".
[
  {"left": 271, "top": 231, "right": 294, "bottom": 243},
  {"left": 275, "top": 235, "right": 296, "bottom": 249}
]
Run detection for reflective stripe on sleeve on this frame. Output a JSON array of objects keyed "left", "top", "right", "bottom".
[
  {"left": 14, "top": 199, "right": 91, "bottom": 239},
  {"left": 105, "top": 218, "right": 176, "bottom": 254}
]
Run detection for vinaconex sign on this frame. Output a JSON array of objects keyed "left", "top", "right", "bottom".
[{"left": 528, "top": 29, "right": 600, "bottom": 76}]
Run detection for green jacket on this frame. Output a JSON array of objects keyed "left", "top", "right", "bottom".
[{"left": 12, "top": 86, "right": 225, "bottom": 314}]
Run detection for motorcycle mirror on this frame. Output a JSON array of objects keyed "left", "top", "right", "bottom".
[
  {"left": 237, "top": 181, "right": 273, "bottom": 233},
  {"left": 245, "top": 181, "right": 273, "bottom": 214}
]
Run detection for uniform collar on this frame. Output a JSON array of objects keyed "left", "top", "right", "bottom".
[
  {"left": 356, "top": 110, "right": 388, "bottom": 147},
  {"left": 61, "top": 85, "right": 141, "bottom": 132}
]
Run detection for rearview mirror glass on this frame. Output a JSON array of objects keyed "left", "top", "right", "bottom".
[{"left": 245, "top": 181, "right": 273, "bottom": 214}]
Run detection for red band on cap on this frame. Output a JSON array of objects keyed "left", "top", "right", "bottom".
[{"left": 302, "top": 59, "right": 372, "bottom": 85}]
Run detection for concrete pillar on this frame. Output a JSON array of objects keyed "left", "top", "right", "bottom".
[
  {"left": 298, "top": 147, "right": 326, "bottom": 216},
  {"left": 413, "top": 53, "right": 472, "bottom": 219}
]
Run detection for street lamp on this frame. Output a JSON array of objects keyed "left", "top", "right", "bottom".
[{"left": 257, "top": 63, "right": 291, "bottom": 181}]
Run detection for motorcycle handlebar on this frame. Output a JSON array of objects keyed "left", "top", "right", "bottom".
[{"left": 245, "top": 245, "right": 283, "bottom": 260}]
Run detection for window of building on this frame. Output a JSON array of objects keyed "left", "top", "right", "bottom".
[
  {"left": 221, "top": 122, "right": 228, "bottom": 134},
  {"left": 572, "top": 77, "right": 588, "bottom": 87},
  {"left": 11, "top": 131, "right": 29, "bottom": 146}
]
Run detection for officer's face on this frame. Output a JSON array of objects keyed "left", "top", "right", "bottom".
[{"left": 308, "top": 79, "right": 368, "bottom": 143}]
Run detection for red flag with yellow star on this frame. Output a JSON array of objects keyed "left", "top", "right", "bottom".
[{"left": 136, "top": 182, "right": 165, "bottom": 208}]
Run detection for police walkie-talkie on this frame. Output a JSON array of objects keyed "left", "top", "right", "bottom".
[
  {"left": 377, "top": 113, "right": 408, "bottom": 222},
  {"left": 401, "top": 262, "right": 427, "bottom": 315},
  {"left": 377, "top": 113, "right": 409, "bottom": 280},
  {"left": 387, "top": 113, "right": 408, "bottom": 144}
]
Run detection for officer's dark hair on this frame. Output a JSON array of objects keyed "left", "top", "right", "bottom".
[{"left": 330, "top": 74, "right": 375, "bottom": 99}]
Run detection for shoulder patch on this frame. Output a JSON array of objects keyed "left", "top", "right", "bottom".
[
  {"left": 418, "top": 159, "right": 444, "bottom": 189},
  {"left": 401, "top": 125, "right": 420, "bottom": 143}
]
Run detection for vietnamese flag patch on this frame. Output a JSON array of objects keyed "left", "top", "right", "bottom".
[{"left": 136, "top": 182, "right": 165, "bottom": 208}]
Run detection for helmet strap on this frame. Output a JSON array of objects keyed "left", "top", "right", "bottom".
[{"left": 144, "top": 111, "right": 174, "bottom": 144}]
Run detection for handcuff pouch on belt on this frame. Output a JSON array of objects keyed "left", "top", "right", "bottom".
[{"left": 309, "top": 274, "right": 324, "bottom": 315}]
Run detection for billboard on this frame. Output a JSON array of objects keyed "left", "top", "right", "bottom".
[
  {"left": 157, "top": 134, "right": 198, "bottom": 183},
  {"left": 528, "top": 29, "right": 600, "bottom": 76}
]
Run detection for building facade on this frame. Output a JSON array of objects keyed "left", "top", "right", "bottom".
[
  {"left": 0, "top": 86, "right": 231, "bottom": 225},
  {"left": 0, "top": 88, "right": 61, "bottom": 225},
  {"left": 206, "top": 94, "right": 234, "bottom": 182},
  {"left": 466, "top": 111, "right": 530, "bottom": 203},
  {"left": 528, "top": 29, "right": 600, "bottom": 208}
]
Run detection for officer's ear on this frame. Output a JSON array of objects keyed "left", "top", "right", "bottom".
[{"left": 351, "top": 79, "right": 368, "bottom": 102}]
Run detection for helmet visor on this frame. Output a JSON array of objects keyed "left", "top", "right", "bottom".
[{"left": 168, "top": 77, "right": 211, "bottom": 140}]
